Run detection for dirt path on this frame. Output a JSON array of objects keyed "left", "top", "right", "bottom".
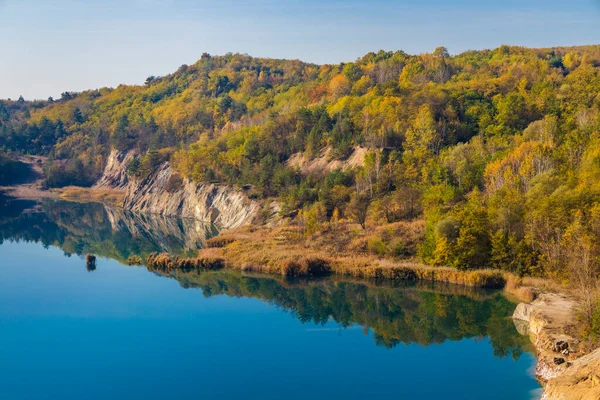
[{"left": 0, "top": 155, "right": 58, "bottom": 199}]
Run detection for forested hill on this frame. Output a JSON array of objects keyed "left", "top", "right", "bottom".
[{"left": 3, "top": 45, "right": 600, "bottom": 277}]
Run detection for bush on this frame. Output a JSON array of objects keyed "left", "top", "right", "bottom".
[
  {"left": 390, "top": 238, "right": 407, "bottom": 257},
  {"left": 44, "top": 157, "right": 99, "bottom": 188},
  {"left": 126, "top": 256, "right": 142, "bottom": 265},
  {"left": 165, "top": 173, "right": 184, "bottom": 193},
  {"left": 0, "top": 153, "right": 32, "bottom": 185},
  {"left": 584, "top": 299, "right": 600, "bottom": 341},
  {"left": 146, "top": 253, "right": 225, "bottom": 271},
  {"left": 205, "top": 237, "right": 236, "bottom": 248},
  {"left": 367, "top": 237, "right": 387, "bottom": 255},
  {"left": 280, "top": 257, "right": 331, "bottom": 277}
]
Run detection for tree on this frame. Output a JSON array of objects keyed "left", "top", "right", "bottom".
[
  {"left": 403, "top": 104, "right": 437, "bottom": 182},
  {"left": 343, "top": 63, "right": 363, "bottom": 82},
  {"left": 433, "top": 46, "right": 450, "bottom": 58},
  {"left": 494, "top": 93, "right": 531, "bottom": 131},
  {"left": 433, "top": 191, "right": 491, "bottom": 270},
  {"left": 561, "top": 209, "right": 600, "bottom": 332},
  {"left": 71, "top": 107, "right": 84, "bottom": 124},
  {"left": 329, "top": 74, "right": 351, "bottom": 99},
  {"left": 348, "top": 192, "right": 371, "bottom": 229}
]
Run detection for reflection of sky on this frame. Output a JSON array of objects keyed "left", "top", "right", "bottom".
[
  {"left": 0, "top": 240, "right": 541, "bottom": 400},
  {"left": 1, "top": 0, "right": 599, "bottom": 100}
]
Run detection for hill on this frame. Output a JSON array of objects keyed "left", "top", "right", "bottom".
[{"left": 2, "top": 45, "right": 600, "bottom": 312}]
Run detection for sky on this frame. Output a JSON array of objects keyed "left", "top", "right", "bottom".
[{"left": 1, "top": 0, "right": 600, "bottom": 100}]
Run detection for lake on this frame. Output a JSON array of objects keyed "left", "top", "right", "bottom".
[{"left": 0, "top": 197, "right": 541, "bottom": 399}]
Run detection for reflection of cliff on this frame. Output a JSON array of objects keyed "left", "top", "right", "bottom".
[
  {"left": 96, "top": 150, "right": 261, "bottom": 228},
  {"left": 159, "top": 269, "right": 531, "bottom": 358},
  {"left": 102, "top": 206, "right": 219, "bottom": 253},
  {"left": 0, "top": 198, "right": 218, "bottom": 262}
]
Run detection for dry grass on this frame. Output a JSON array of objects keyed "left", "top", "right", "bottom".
[
  {"left": 57, "top": 186, "right": 125, "bottom": 206},
  {"left": 337, "top": 259, "right": 506, "bottom": 288},
  {"left": 205, "top": 237, "right": 236, "bottom": 248},
  {"left": 194, "top": 222, "right": 507, "bottom": 288},
  {"left": 126, "top": 256, "right": 142, "bottom": 266},
  {"left": 146, "top": 252, "right": 225, "bottom": 271},
  {"left": 502, "top": 274, "right": 560, "bottom": 303},
  {"left": 163, "top": 221, "right": 568, "bottom": 293}
]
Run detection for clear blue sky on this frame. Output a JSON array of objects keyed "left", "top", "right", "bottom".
[{"left": 2, "top": 0, "right": 600, "bottom": 100}]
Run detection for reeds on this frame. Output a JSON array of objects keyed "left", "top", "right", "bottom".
[
  {"left": 58, "top": 186, "right": 125, "bottom": 206},
  {"left": 126, "top": 255, "right": 143, "bottom": 266},
  {"left": 332, "top": 262, "right": 505, "bottom": 288},
  {"left": 280, "top": 257, "right": 331, "bottom": 277},
  {"left": 146, "top": 253, "right": 225, "bottom": 271},
  {"left": 205, "top": 237, "right": 236, "bottom": 248},
  {"left": 164, "top": 222, "right": 510, "bottom": 289}
]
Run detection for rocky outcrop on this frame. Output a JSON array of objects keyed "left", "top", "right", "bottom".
[
  {"left": 287, "top": 146, "right": 367, "bottom": 176},
  {"left": 94, "top": 150, "right": 136, "bottom": 190},
  {"left": 543, "top": 348, "right": 600, "bottom": 400},
  {"left": 122, "top": 163, "right": 260, "bottom": 229},
  {"left": 513, "top": 293, "right": 600, "bottom": 400},
  {"left": 96, "top": 149, "right": 261, "bottom": 229}
]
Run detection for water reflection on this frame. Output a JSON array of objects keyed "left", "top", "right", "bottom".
[
  {"left": 0, "top": 196, "right": 531, "bottom": 359},
  {"left": 0, "top": 196, "right": 219, "bottom": 262},
  {"left": 159, "top": 269, "right": 531, "bottom": 358}
]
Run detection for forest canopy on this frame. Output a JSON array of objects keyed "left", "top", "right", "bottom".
[{"left": 3, "top": 45, "right": 600, "bottom": 283}]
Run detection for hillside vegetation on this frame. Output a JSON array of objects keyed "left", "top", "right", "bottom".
[{"left": 2, "top": 45, "right": 600, "bottom": 321}]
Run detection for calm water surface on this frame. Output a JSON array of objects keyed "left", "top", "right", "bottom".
[{"left": 0, "top": 198, "right": 541, "bottom": 399}]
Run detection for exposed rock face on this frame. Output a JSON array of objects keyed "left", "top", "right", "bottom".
[
  {"left": 287, "top": 146, "right": 367, "bottom": 176},
  {"left": 513, "top": 293, "right": 600, "bottom": 400},
  {"left": 94, "top": 150, "right": 136, "bottom": 190},
  {"left": 543, "top": 348, "right": 600, "bottom": 400},
  {"left": 96, "top": 149, "right": 261, "bottom": 229}
]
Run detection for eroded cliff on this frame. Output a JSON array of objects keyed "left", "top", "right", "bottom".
[
  {"left": 513, "top": 294, "right": 600, "bottom": 400},
  {"left": 95, "top": 149, "right": 261, "bottom": 229}
]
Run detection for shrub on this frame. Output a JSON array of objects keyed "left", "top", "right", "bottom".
[
  {"left": 390, "top": 238, "right": 407, "bottom": 257},
  {"left": 589, "top": 300, "right": 600, "bottom": 340},
  {"left": 205, "top": 237, "right": 236, "bottom": 248},
  {"left": 165, "top": 173, "right": 184, "bottom": 193},
  {"left": 146, "top": 253, "right": 225, "bottom": 271},
  {"left": 126, "top": 256, "right": 142, "bottom": 265},
  {"left": 280, "top": 257, "right": 331, "bottom": 277},
  {"left": 367, "top": 237, "right": 387, "bottom": 256},
  {"left": 0, "top": 153, "right": 32, "bottom": 185}
]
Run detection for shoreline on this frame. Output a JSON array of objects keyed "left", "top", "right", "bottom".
[
  {"left": 513, "top": 294, "right": 600, "bottom": 400},
  {"left": 3, "top": 187, "right": 598, "bottom": 399},
  {"left": 0, "top": 185, "right": 124, "bottom": 206}
]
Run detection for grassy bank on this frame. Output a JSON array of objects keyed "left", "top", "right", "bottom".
[
  {"left": 147, "top": 221, "right": 511, "bottom": 289},
  {"left": 55, "top": 186, "right": 125, "bottom": 206}
]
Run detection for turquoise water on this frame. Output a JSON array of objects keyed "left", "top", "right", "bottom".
[{"left": 0, "top": 199, "right": 541, "bottom": 400}]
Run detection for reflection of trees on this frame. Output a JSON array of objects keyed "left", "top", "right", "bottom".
[
  {"left": 0, "top": 199, "right": 218, "bottom": 263},
  {"left": 170, "top": 270, "right": 531, "bottom": 358},
  {"left": 0, "top": 197, "right": 530, "bottom": 359}
]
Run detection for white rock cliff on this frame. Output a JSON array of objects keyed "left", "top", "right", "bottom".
[{"left": 95, "top": 149, "right": 261, "bottom": 229}]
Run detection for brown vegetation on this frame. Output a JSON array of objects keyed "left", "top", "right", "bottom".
[
  {"left": 146, "top": 252, "right": 225, "bottom": 272},
  {"left": 504, "top": 274, "right": 537, "bottom": 303},
  {"left": 57, "top": 186, "right": 125, "bottom": 206},
  {"left": 205, "top": 237, "right": 236, "bottom": 248},
  {"left": 126, "top": 256, "right": 142, "bottom": 266},
  {"left": 195, "top": 221, "right": 507, "bottom": 288}
]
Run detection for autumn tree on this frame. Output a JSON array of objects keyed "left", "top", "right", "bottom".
[{"left": 402, "top": 104, "right": 438, "bottom": 183}]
